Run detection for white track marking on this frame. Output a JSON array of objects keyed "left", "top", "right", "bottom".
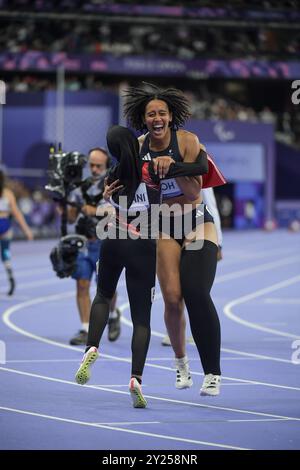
[
  {"left": 122, "top": 311, "right": 296, "bottom": 365},
  {"left": 221, "top": 383, "right": 257, "bottom": 386},
  {"left": 0, "top": 406, "right": 248, "bottom": 450},
  {"left": 219, "top": 247, "right": 297, "bottom": 266},
  {"left": 220, "top": 347, "right": 292, "bottom": 364},
  {"left": 2, "top": 245, "right": 285, "bottom": 282},
  {"left": 1, "top": 366, "right": 300, "bottom": 422},
  {"left": 228, "top": 418, "right": 290, "bottom": 423},
  {"left": 215, "top": 256, "right": 300, "bottom": 283},
  {"left": 0, "top": 266, "right": 51, "bottom": 281},
  {"left": 3, "top": 293, "right": 300, "bottom": 391},
  {"left": 91, "top": 421, "right": 160, "bottom": 425},
  {"left": 6, "top": 359, "right": 84, "bottom": 363},
  {"left": 1, "top": 241, "right": 300, "bottom": 450},
  {"left": 224, "top": 275, "right": 300, "bottom": 338},
  {"left": 264, "top": 298, "right": 300, "bottom": 304}
]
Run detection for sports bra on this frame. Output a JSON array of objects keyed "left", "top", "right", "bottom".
[{"left": 140, "top": 129, "right": 184, "bottom": 199}]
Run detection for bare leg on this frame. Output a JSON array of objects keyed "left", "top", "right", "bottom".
[
  {"left": 157, "top": 238, "right": 185, "bottom": 358},
  {"left": 76, "top": 279, "right": 91, "bottom": 323}
]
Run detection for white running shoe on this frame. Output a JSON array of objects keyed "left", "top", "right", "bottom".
[
  {"left": 129, "top": 377, "right": 147, "bottom": 408},
  {"left": 200, "top": 374, "right": 221, "bottom": 396},
  {"left": 75, "top": 346, "right": 99, "bottom": 385},
  {"left": 161, "top": 334, "right": 171, "bottom": 346},
  {"left": 175, "top": 356, "right": 193, "bottom": 389}
]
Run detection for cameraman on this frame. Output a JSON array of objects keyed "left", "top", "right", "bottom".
[{"left": 67, "top": 147, "right": 121, "bottom": 345}]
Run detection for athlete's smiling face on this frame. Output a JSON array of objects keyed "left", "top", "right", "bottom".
[{"left": 144, "top": 99, "right": 172, "bottom": 141}]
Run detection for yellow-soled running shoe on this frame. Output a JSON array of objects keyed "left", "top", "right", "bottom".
[
  {"left": 129, "top": 377, "right": 147, "bottom": 408},
  {"left": 75, "top": 346, "right": 99, "bottom": 385}
]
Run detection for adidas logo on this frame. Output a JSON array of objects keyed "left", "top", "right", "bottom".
[
  {"left": 196, "top": 209, "right": 203, "bottom": 218},
  {"left": 142, "top": 153, "right": 152, "bottom": 161}
]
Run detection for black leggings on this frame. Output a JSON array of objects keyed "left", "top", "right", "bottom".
[
  {"left": 180, "top": 240, "right": 221, "bottom": 375},
  {"left": 87, "top": 238, "right": 156, "bottom": 377}
]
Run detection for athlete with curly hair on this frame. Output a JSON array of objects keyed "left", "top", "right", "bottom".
[{"left": 124, "top": 83, "right": 226, "bottom": 396}]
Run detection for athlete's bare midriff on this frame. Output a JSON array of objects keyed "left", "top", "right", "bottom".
[{"left": 163, "top": 193, "right": 202, "bottom": 211}]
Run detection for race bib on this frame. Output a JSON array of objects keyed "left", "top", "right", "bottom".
[
  {"left": 160, "top": 178, "right": 182, "bottom": 199},
  {"left": 128, "top": 183, "right": 149, "bottom": 212}
]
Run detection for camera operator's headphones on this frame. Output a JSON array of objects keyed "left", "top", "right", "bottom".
[{"left": 88, "top": 147, "right": 112, "bottom": 169}]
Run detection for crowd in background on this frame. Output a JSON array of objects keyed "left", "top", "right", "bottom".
[
  {"left": 1, "top": 18, "right": 299, "bottom": 60},
  {"left": 1, "top": 0, "right": 298, "bottom": 12}
]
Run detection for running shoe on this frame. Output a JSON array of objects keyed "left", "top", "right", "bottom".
[
  {"left": 70, "top": 330, "right": 88, "bottom": 346},
  {"left": 129, "top": 377, "right": 147, "bottom": 408},
  {"left": 75, "top": 346, "right": 99, "bottom": 385},
  {"left": 108, "top": 308, "right": 121, "bottom": 342},
  {"left": 175, "top": 356, "right": 193, "bottom": 389},
  {"left": 161, "top": 334, "right": 171, "bottom": 346},
  {"left": 200, "top": 374, "right": 221, "bottom": 396}
]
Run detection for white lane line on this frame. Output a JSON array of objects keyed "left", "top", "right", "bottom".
[
  {"left": 6, "top": 359, "right": 83, "bottom": 363},
  {"left": 0, "top": 266, "right": 51, "bottom": 281},
  {"left": 1, "top": 366, "right": 300, "bottom": 423},
  {"left": 0, "top": 246, "right": 293, "bottom": 284},
  {"left": 17, "top": 279, "right": 65, "bottom": 289},
  {"left": 4, "top": 357, "right": 266, "bottom": 364},
  {"left": 142, "top": 362, "right": 300, "bottom": 392},
  {"left": 263, "top": 338, "right": 292, "bottom": 342},
  {"left": 228, "top": 418, "right": 290, "bottom": 423},
  {"left": 215, "top": 256, "right": 300, "bottom": 283},
  {"left": 221, "top": 383, "right": 256, "bottom": 386},
  {"left": 93, "top": 384, "right": 141, "bottom": 388},
  {"left": 219, "top": 347, "right": 293, "bottom": 364},
  {"left": 0, "top": 406, "right": 249, "bottom": 450},
  {"left": 122, "top": 311, "right": 295, "bottom": 365},
  {"left": 219, "top": 248, "right": 297, "bottom": 266},
  {"left": 92, "top": 421, "right": 160, "bottom": 425},
  {"left": 221, "top": 357, "right": 270, "bottom": 361},
  {"left": 264, "top": 298, "right": 300, "bottom": 304},
  {"left": 3, "top": 293, "right": 300, "bottom": 392},
  {"left": 224, "top": 275, "right": 300, "bottom": 339}
]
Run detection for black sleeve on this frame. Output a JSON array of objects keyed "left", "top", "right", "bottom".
[
  {"left": 148, "top": 149, "right": 208, "bottom": 184},
  {"left": 106, "top": 165, "right": 119, "bottom": 185}
]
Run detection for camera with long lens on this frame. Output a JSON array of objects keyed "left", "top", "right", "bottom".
[
  {"left": 50, "top": 234, "right": 86, "bottom": 278},
  {"left": 46, "top": 143, "right": 88, "bottom": 278},
  {"left": 45, "top": 144, "right": 87, "bottom": 200}
]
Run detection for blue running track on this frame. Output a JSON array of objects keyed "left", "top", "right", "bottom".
[{"left": 1, "top": 230, "right": 300, "bottom": 450}]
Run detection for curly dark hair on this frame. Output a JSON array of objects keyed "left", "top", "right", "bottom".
[{"left": 123, "top": 82, "right": 191, "bottom": 131}]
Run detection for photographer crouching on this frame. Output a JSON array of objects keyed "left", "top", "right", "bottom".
[{"left": 67, "top": 147, "right": 121, "bottom": 345}]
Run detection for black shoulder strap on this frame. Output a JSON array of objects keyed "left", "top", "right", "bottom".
[{"left": 139, "top": 134, "right": 150, "bottom": 157}]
